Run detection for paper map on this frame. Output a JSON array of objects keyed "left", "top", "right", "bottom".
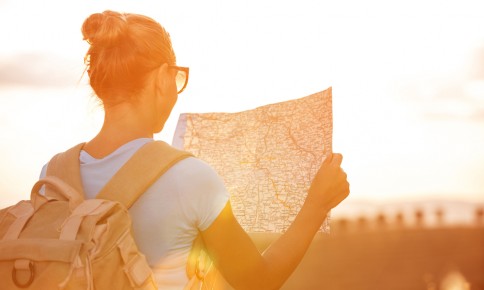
[{"left": 172, "top": 87, "right": 333, "bottom": 233}]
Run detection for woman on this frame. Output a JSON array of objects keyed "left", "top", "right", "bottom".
[{"left": 43, "top": 10, "right": 350, "bottom": 289}]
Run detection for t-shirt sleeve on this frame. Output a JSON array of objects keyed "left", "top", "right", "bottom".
[
  {"left": 37, "top": 163, "right": 48, "bottom": 195},
  {"left": 39, "top": 163, "right": 47, "bottom": 179},
  {"left": 173, "top": 157, "right": 231, "bottom": 231}
]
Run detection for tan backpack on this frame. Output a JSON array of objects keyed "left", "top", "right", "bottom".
[{"left": 0, "top": 141, "right": 193, "bottom": 289}]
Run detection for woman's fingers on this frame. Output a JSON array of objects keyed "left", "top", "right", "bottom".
[
  {"left": 331, "top": 153, "right": 343, "bottom": 166},
  {"left": 324, "top": 153, "right": 343, "bottom": 166}
]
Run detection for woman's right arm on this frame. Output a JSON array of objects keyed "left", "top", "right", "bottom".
[{"left": 201, "top": 153, "right": 349, "bottom": 290}]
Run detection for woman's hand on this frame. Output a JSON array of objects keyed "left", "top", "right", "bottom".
[{"left": 306, "top": 153, "right": 350, "bottom": 214}]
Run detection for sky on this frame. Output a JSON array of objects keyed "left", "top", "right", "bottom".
[{"left": 1, "top": 0, "right": 483, "bottom": 211}]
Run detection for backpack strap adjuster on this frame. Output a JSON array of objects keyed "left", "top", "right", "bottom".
[{"left": 12, "top": 259, "right": 35, "bottom": 288}]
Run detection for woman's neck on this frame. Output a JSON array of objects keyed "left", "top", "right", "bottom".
[{"left": 83, "top": 102, "right": 155, "bottom": 158}]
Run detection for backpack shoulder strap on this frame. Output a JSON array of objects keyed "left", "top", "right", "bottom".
[
  {"left": 96, "top": 140, "right": 193, "bottom": 209},
  {"left": 45, "top": 143, "right": 86, "bottom": 197}
]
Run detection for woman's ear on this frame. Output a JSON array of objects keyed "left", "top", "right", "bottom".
[{"left": 155, "top": 63, "right": 170, "bottom": 93}]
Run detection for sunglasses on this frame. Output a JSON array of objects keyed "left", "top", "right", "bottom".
[{"left": 168, "top": 65, "right": 189, "bottom": 94}]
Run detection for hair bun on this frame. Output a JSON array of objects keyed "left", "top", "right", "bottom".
[{"left": 82, "top": 10, "right": 127, "bottom": 47}]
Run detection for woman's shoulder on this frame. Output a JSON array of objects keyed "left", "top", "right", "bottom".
[
  {"left": 159, "top": 154, "right": 229, "bottom": 197},
  {"left": 167, "top": 156, "right": 223, "bottom": 182}
]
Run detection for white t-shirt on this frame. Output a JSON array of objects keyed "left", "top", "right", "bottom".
[{"left": 40, "top": 138, "right": 230, "bottom": 289}]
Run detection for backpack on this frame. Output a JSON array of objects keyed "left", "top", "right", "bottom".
[{"left": 0, "top": 141, "right": 193, "bottom": 289}]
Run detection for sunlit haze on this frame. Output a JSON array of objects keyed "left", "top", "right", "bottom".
[{"left": 1, "top": 0, "right": 483, "bottom": 213}]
